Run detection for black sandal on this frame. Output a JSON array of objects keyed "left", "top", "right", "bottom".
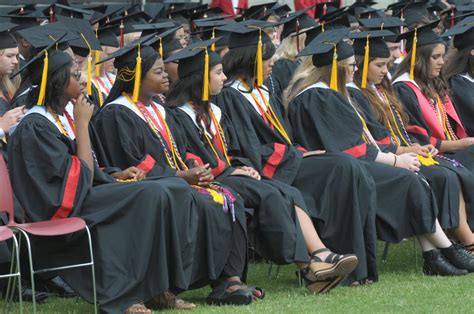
[
  {"left": 246, "top": 285, "right": 265, "bottom": 300},
  {"left": 206, "top": 281, "right": 253, "bottom": 306},
  {"left": 298, "top": 269, "right": 344, "bottom": 294},
  {"left": 307, "top": 248, "right": 358, "bottom": 281}
]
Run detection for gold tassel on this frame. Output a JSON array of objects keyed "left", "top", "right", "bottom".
[
  {"left": 202, "top": 48, "right": 209, "bottom": 101},
  {"left": 132, "top": 44, "right": 142, "bottom": 103},
  {"left": 417, "top": 153, "right": 439, "bottom": 166},
  {"left": 361, "top": 35, "right": 370, "bottom": 89},
  {"left": 211, "top": 28, "right": 216, "bottom": 52},
  {"left": 86, "top": 55, "right": 92, "bottom": 95},
  {"left": 95, "top": 50, "right": 100, "bottom": 77},
  {"left": 37, "top": 50, "right": 48, "bottom": 106},
  {"left": 329, "top": 44, "right": 338, "bottom": 91},
  {"left": 321, "top": 22, "right": 325, "bottom": 32},
  {"left": 256, "top": 29, "right": 263, "bottom": 86},
  {"left": 159, "top": 37, "right": 163, "bottom": 58},
  {"left": 410, "top": 28, "right": 417, "bottom": 80}
]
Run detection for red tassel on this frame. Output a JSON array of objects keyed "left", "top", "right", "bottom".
[
  {"left": 296, "top": 18, "right": 300, "bottom": 53},
  {"left": 119, "top": 20, "right": 124, "bottom": 48},
  {"left": 450, "top": 11, "right": 455, "bottom": 28}
]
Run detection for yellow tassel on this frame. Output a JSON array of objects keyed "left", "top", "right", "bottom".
[
  {"left": 207, "top": 188, "right": 224, "bottom": 204},
  {"left": 410, "top": 28, "right": 417, "bottom": 80},
  {"left": 95, "top": 50, "right": 100, "bottom": 77},
  {"left": 86, "top": 56, "right": 92, "bottom": 95},
  {"left": 256, "top": 29, "right": 263, "bottom": 86},
  {"left": 321, "top": 22, "right": 325, "bottom": 32},
  {"left": 202, "top": 48, "right": 209, "bottom": 101},
  {"left": 37, "top": 50, "right": 48, "bottom": 105},
  {"left": 417, "top": 153, "right": 439, "bottom": 166},
  {"left": 211, "top": 28, "right": 216, "bottom": 52},
  {"left": 329, "top": 44, "right": 338, "bottom": 91},
  {"left": 159, "top": 37, "right": 163, "bottom": 58},
  {"left": 132, "top": 44, "right": 142, "bottom": 103},
  {"left": 361, "top": 35, "right": 370, "bottom": 89}
]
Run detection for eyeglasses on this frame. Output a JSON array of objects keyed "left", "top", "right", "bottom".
[
  {"left": 71, "top": 70, "right": 81, "bottom": 80},
  {"left": 343, "top": 63, "right": 357, "bottom": 70}
]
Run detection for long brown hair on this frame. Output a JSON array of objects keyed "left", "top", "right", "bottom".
[
  {"left": 442, "top": 46, "right": 473, "bottom": 80},
  {"left": 393, "top": 43, "right": 448, "bottom": 100},
  {"left": 283, "top": 57, "right": 351, "bottom": 110},
  {"left": 354, "top": 56, "right": 409, "bottom": 127}
]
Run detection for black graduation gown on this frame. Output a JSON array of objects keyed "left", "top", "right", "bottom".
[
  {"left": 287, "top": 84, "right": 438, "bottom": 244},
  {"left": 265, "top": 58, "right": 300, "bottom": 101},
  {"left": 349, "top": 86, "right": 474, "bottom": 230},
  {"left": 393, "top": 81, "right": 474, "bottom": 171},
  {"left": 215, "top": 83, "right": 378, "bottom": 282},
  {"left": 94, "top": 97, "right": 248, "bottom": 286},
  {"left": 8, "top": 111, "right": 199, "bottom": 313},
  {"left": 171, "top": 104, "right": 309, "bottom": 264},
  {"left": 448, "top": 74, "right": 474, "bottom": 137}
]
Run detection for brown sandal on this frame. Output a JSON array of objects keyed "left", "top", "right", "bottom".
[
  {"left": 307, "top": 248, "right": 358, "bottom": 281},
  {"left": 146, "top": 290, "right": 196, "bottom": 310},
  {"left": 124, "top": 303, "right": 151, "bottom": 314}
]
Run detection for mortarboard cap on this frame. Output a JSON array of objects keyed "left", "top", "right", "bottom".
[
  {"left": 0, "top": 22, "right": 18, "bottom": 49},
  {"left": 280, "top": 6, "right": 318, "bottom": 40},
  {"left": 17, "top": 22, "right": 77, "bottom": 52},
  {"left": 350, "top": 30, "right": 395, "bottom": 88},
  {"left": 135, "top": 21, "right": 177, "bottom": 37},
  {"left": 96, "top": 27, "right": 119, "bottom": 48},
  {"left": 442, "top": 18, "right": 474, "bottom": 49},
  {"left": 314, "top": 2, "right": 341, "bottom": 20},
  {"left": 166, "top": 38, "right": 221, "bottom": 100},
  {"left": 241, "top": 2, "right": 278, "bottom": 20},
  {"left": 298, "top": 27, "right": 353, "bottom": 90}
]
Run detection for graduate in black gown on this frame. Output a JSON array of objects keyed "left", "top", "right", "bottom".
[
  {"left": 347, "top": 30, "right": 474, "bottom": 253},
  {"left": 7, "top": 48, "right": 202, "bottom": 314},
  {"left": 214, "top": 21, "right": 378, "bottom": 285},
  {"left": 166, "top": 39, "right": 358, "bottom": 292},
  {"left": 442, "top": 20, "right": 474, "bottom": 136},
  {"left": 392, "top": 21, "right": 474, "bottom": 172},
  {"left": 285, "top": 28, "right": 474, "bottom": 277},
  {"left": 94, "top": 35, "right": 261, "bottom": 306}
]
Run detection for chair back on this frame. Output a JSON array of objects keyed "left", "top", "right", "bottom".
[{"left": 0, "top": 155, "right": 16, "bottom": 225}]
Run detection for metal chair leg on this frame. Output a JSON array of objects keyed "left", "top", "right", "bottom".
[
  {"left": 413, "top": 238, "right": 418, "bottom": 269},
  {"left": 85, "top": 226, "right": 97, "bottom": 314},
  {"left": 267, "top": 262, "right": 273, "bottom": 278},
  {"left": 4, "top": 234, "right": 21, "bottom": 313},
  {"left": 382, "top": 242, "right": 390, "bottom": 263},
  {"left": 15, "top": 229, "right": 35, "bottom": 313}
]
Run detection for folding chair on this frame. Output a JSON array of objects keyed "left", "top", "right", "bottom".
[
  {"left": 0, "top": 226, "right": 22, "bottom": 313},
  {"left": 0, "top": 155, "right": 97, "bottom": 313}
]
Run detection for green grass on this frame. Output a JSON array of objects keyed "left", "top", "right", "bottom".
[{"left": 4, "top": 240, "right": 474, "bottom": 313}]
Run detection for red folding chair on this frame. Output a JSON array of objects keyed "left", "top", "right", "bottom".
[
  {"left": 0, "top": 155, "right": 97, "bottom": 313},
  {"left": 0, "top": 226, "right": 22, "bottom": 313}
]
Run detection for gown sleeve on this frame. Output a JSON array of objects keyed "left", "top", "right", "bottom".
[
  {"left": 8, "top": 115, "right": 91, "bottom": 222},
  {"left": 393, "top": 82, "right": 442, "bottom": 149},
  {"left": 94, "top": 104, "right": 177, "bottom": 177},
  {"left": 448, "top": 75, "right": 474, "bottom": 136}
]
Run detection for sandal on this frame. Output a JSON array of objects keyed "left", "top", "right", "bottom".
[
  {"left": 307, "top": 248, "right": 358, "bottom": 281},
  {"left": 245, "top": 285, "right": 265, "bottom": 300},
  {"left": 465, "top": 244, "right": 474, "bottom": 255},
  {"left": 145, "top": 290, "right": 196, "bottom": 310},
  {"left": 206, "top": 281, "right": 253, "bottom": 306},
  {"left": 298, "top": 269, "right": 344, "bottom": 294},
  {"left": 124, "top": 303, "right": 151, "bottom": 314}
]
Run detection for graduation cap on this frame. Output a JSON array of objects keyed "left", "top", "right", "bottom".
[
  {"left": 108, "top": 12, "right": 149, "bottom": 47},
  {"left": 314, "top": 2, "right": 341, "bottom": 20},
  {"left": 8, "top": 5, "right": 36, "bottom": 16},
  {"left": 144, "top": 27, "right": 181, "bottom": 59},
  {"left": 135, "top": 21, "right": 177, "bottom": 37},
  {"left": 166, "top": 38, "right": 221, "bottom": 101},
  {"left": 398, "top": 19, "right": 443, "bottom": 79},
  {"left": 193, "top": 19, "right": 234, "bottom": 49},
  {"left": 5, "top": 14, "right": 39, "bottom": 31},
  {"left": 46, "top": 3, "right": 94, "bottom": 21},
  {"left": 12, "top": 34, "right": 71, "bottom": 106},
  {"left": 98, "top": 33, "right": 162, "bottom": 102},
  {"left": 0, "top": 22, "right": 18, "bottom": 49},
  {"left": 241, "top": 2, "right": 278, "bottom": 20},
  {"left": 96, "top": 27, "right": 119, "bottom": 48},
  {"left": 144, "top": 3, "right": 167, "bottom": 21},
  {"left": 442, "top": 18, "right": 474, "bottom": 49},
  {"left": 280, "top": 6, "right": 317, "bottom": 40},
  {"left": 56, "top": 17, "right": 102, "bottom": 95},
  {"left": 267, "top": 4, "right": 292, "bottom": 18},
  {"left": 349, "top": 30, "right": 395, "bottom": 88},
  {"left": 359, "top": 16, "right": 406, "bottom": 41},
  {"left": 298, "top": 27, "right": 353, "bottom": 91},
  {"left": 220, "top": 20, "right": 276, "bottom": 86},
  {"left": 16, "top": 22, "right": 77, "bottom": 53},
  {"left": 358, "top": 8, "right": 385, "bottom": 19}
]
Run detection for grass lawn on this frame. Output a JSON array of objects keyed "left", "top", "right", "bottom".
[{"left": 4, "top": 240, "right": 474, "bottom": 313}]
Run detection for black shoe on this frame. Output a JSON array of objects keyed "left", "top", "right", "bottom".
[
  {"left": 39, "top": 276, "right": 76, "bottom": 298},
  {"left": 3, "top": 279, "right": 49, "bottom": 303},
  {"left": 423, "top": 249, "right": 468, "bottom": 276},
  {"left": 441, "top": 244, "right": 474, "bottom": 273}
]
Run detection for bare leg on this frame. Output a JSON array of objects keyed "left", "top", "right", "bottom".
[
  {"left": 417, "top": 220, "right": 452, "bottom": 251},
  {"left": 449, "top": 191, "right": 474, "bottom": 245}
]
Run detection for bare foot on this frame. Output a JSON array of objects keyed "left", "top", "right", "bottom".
[{"left": 125, "top": 303, "right": 151, "bottom": 314}]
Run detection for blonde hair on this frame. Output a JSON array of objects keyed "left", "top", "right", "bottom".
[
  {"left": 90, "top": 50, "right": 109, "bottom": 79},
  {"left": 283, "top": 57, "right": 351, "bottom": 109},
  {"left": 274, "top": 34, "right": 306, "bottom": 62},
  {"left": 0, "top": 50, "right": 20, "bottom": 100}
]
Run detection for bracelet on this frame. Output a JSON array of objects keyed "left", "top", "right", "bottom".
[{"left": 393, "top": 154, "right": 397, "bottom": 166}]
